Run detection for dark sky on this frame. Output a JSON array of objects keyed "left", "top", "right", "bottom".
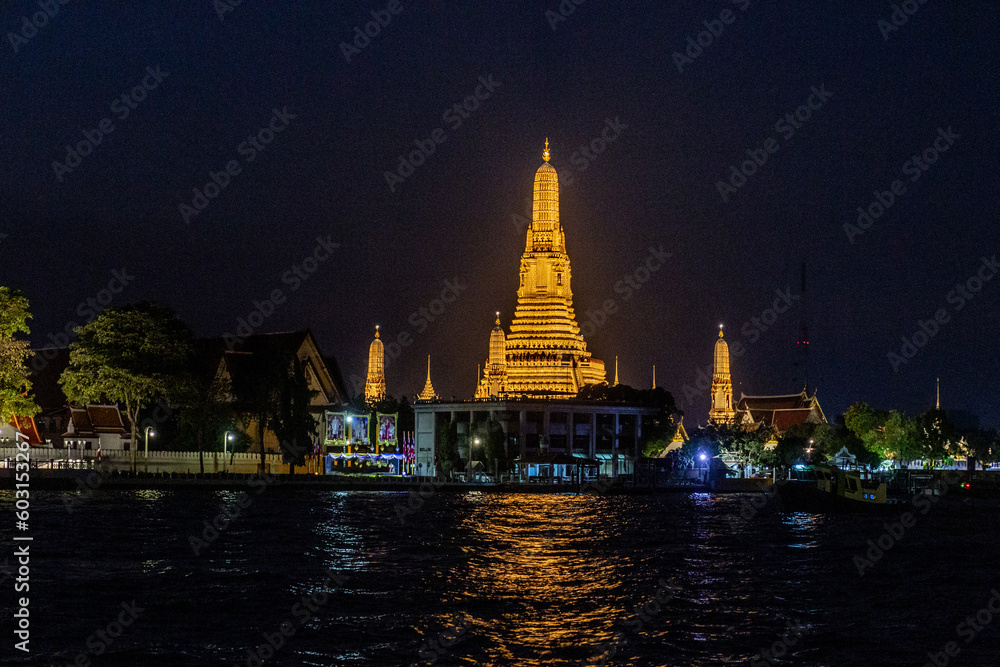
[{"left": 3, "top": 1, "right": 998, "bottom": 426}]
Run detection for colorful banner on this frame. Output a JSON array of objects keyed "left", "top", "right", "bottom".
[
  {"left": 377, "top": 414, "right": 398, "bottom": 445},
  {"left": 402, "top": 432, "right": 415, "bottom": 463},
  {"left": 325, "top": 412, "right": 346, "bottom": 443},
  {"left": 353, "top": 416, "right": 369, "bottom": 444}
]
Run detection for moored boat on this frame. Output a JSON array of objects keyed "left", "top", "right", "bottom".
[{"left": 776, "top": 463, "right": 896, "bottom": 512}]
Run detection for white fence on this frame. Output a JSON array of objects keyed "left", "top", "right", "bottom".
[{"left": 0, "top": 447, "right": 322, "bottom": 475}]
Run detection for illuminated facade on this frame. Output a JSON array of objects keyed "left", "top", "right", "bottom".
[
  {"left": 478, "top": 141, "right": 606, "bottom": 398},
  {"left": 709, "top": 327, "right": 736, "bottom": 423},
  {"left": 364, "top": 326, "right": 386, "bottom": 402}
]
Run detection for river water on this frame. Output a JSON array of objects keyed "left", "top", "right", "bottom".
[{"left": 2, "top": 488, "right": 999, "bottom": 666}]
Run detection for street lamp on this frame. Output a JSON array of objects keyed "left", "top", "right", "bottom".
[
  {"left": 473, "top": 438, "right": 481, "bottom": 474},
  {"left": 222, "top": 430, "right": 235, "bottom": 471},
  {"left": 144, "top": 426, "right": 155, "bottom": 472}
]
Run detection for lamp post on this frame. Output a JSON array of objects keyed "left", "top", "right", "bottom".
[
  {"left": 223, "top": 431, "right": 234, "bottom": 470},
  {"left": 473, "top": 437, "right": 481, "bottom": 481},
  {"left": 346, "top": 416, "right": 353, "bottom": 465},
  {"left": 144, "top": 426, "right": 155, "bottom": 472}
]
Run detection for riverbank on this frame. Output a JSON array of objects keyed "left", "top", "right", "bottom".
[{"left": 1, "top": 468, "right": 717, "bottom": 493}]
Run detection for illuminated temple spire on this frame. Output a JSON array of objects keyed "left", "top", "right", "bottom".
[
  {"left": 364, "top": 325, "right": 385, "bottom": 403},
  {"left": 614, "top": 356, "right": 619, "bottom": 386},
  {"left": 498, "top": 141, "right": 606, "bottom": 397},
  {"left": 417, "top": 355, "right": 438, "bottom": 402},
  {"left": 476, "top": 312, "right": 508, "bottom": 399},
  {"left": 936, "top": 377, "right": 940, "bottom": 410},
  {"left": 709, "top": 325, "right": 736, "bottom": 423}
]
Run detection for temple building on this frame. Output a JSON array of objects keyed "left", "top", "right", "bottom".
[
  {"left": 708, "top": 326, "right": 736, "bottom": 423},
  {"left": 704, "top": 326, "right": 826, "bottom": 431},
  {"left": 364, "top": 326, "right": 386, "bottom": 402},
  {"left": 475, "top": 140, "right": 606, "bottom": 399}
]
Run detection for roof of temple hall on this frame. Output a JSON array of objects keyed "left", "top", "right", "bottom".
[{"left": 736, "top": 390, "right": 827, "bottom": 431}]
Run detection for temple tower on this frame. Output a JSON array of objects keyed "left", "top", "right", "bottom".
[
  {"left": 364, "top": 326, "right": 386, "bottom": 402},
  {"left": 476, "top": 313, "right": 508, "bottom": 398},
  {"left": 501, "top": 140, "right": 606, "bottom": 397},
  {"left": 417, "top": 355, "right": 438, "bottom": 402},
  {"left": 709, "top": 326, "right": 736, "bottom": 423}
]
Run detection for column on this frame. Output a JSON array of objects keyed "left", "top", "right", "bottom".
[
  {"left": 613, "top": 413, "right": 620, "bottom": 479},
  {"left": 542, "top": 410, "right": 551, "bottom": 453},
  {"left": 519, "top": 410, "right": 527, "bottom": 460},
  {"left": 567, "top": 412, "right": 575, "bottom": 455},
  {"left": 589, "top": 412, "right": 597, "bottom": 460},
  {"left": 634, "top": 413, "right": 642, "bottom": 461}
]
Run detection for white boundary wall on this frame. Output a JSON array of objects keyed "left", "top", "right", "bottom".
[{"left": 0, "top": 447, "right": 323, "bottom": 475}]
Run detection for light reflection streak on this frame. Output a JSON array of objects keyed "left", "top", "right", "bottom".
[{"left": 455, "top": 494, "right": 626, "bottom": 662}]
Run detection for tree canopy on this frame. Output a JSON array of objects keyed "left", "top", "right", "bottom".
[
  {"left": 60, "top": 303, "right": 193, "bottom": 468},
  {"left": 843, "top": 401, "right": 996, "bottom": 465},
  {"left": 0, "top": 287, "right": 38, "bottom": 422}
]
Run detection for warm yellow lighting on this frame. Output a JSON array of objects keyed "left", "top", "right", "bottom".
[
  {"left": 709, "top": 327, "right": 736, "bottom": 423},
  {"left": 477, "top": 142, "right": 605, "bottom": 399},
  {"left": 417, "top": 355, "right": 438, "bottom": 401},
  {"left": 365, "top": 325, "right": 385, "bottom": 402}
]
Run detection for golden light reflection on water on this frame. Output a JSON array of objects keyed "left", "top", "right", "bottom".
[
  {"left": 456, "top": 494, "right": 626, "bottom": 661},
  {"left": 130, "top": 488, "right": 167, "bottom": 502}
]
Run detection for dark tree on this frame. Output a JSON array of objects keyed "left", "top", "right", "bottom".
[
  {"left": 436, "top": 420, "right": 461, "bottom": 475},
  {"left": 271, "top": 355, "right": 318, "bottom": 475},
  {"left": 233, "top": 352, "right": 286, "bottom": 474},
  {"left": 176, "top": 374, "right": 233, "bottom": 473},
  {"left": 484, "top": 419, "right": 508, "bottom": 476}
]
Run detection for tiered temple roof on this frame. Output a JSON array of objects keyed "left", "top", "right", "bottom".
[{"left": 479, "top": 141, "right": 606, "bottom": 398}]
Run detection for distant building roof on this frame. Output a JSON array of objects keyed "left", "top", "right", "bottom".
[
  {"left": 736, "top": 390, "right": 827, "bottom": 431},
  {"left": 65, "top": 405, "right": 129, "bottom": 438},
  {"left": 196, "top": 330, "right": 346, "bottom": 407}
]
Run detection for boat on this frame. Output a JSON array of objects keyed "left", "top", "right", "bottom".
[{"left": 775, "top": 463, "right": 896, "bottom": 511}]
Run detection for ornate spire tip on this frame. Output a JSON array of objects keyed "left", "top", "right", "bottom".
[{"left": 543, "top": 137, "right": 550, "bottom": 162}]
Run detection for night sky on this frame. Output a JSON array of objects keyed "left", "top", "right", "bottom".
[{"left": 3, "top": 2, "right": 998, "bottom": 426}]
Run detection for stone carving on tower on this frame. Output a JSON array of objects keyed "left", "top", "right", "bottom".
[
  {"left": 364, "top": 326, "right": 386, "bottom": 403},
  {"left": 496, "top": 140, "right": 606, "bottom": 397},
  {"left": 709, "top": 326, "right": 736, "bottom": 423}
]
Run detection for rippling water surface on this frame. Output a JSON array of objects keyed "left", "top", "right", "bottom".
[{"left": 2, "top": 489, "right": 999, "bottom": 666}]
